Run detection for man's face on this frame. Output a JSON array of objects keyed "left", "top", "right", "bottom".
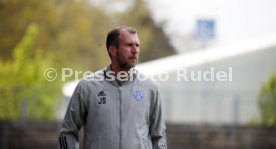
[{"left": 116, "top": 30, "right": 140, "bottom": 70}]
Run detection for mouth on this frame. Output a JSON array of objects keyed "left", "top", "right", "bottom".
[{"left": 129, "top": 56, "right": 138, "bottom": 61}]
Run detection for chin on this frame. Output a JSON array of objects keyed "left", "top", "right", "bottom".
[
  {"left": 125, "top": 64, "right": 135, "bottom": 70},
  {"left": 130, "top": 62, "right": 137, "bottom": 67},
  {"left": 119, "top": 61, "right": 137, "bottom": 70}
]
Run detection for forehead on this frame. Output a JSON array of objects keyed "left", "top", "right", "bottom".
[{"left": 119, "top": 30, "right": 140, "bottom": 43}]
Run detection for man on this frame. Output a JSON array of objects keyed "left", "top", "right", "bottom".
[{"left": 59, "top": 26, "right": 167, "bottom": 149}]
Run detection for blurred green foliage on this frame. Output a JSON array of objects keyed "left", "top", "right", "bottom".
[
  {"left": 0, "top": 0, "right": 175, "bottom": 120},
  {"left": 258, "top": 74, "right": 276, "bottom": 126},
  {"left": 0, "top": 0, "right": 113, "bottom": 70},
  {"left": 0, "top": 24, "right": 62, "bottom": 120},
  {"left": 0, "top": 0, "right": 175, "bottom": 70}
]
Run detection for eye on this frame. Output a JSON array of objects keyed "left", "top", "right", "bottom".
[{"left": 127, "top": 43, "right": 133, "bottom": 47}]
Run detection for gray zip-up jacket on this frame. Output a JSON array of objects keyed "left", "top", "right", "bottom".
[{"left": 59, "top": 66, "right": 167, "bottom": 149}]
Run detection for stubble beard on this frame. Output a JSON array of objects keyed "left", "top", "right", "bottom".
[{"left": 116, "top": 52, "right": 138, "bottom": 70}]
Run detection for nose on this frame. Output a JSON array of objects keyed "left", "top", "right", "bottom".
[{"left": 131, "top": 46, "right": 139, "bottom": 55}]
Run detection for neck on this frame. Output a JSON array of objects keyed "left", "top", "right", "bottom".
[
  {"left": 110, "top": 63, "right": 130, "bottom": 76},
  {"left": 109, "top": 63, "right": 136, "bottom": 82}
]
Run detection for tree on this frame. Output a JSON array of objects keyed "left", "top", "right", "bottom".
[
  {"left": 0, "top": 24, "right": 62, "bottom": 120},
  {"left": 258, "top": 74, "right": 276, "bottom": 126},
  {"left": 0, "top": 0, "right": 59, "bottom": 61},
  {"left": 1, "top": 0, "right": 175, "bottom": 71},
  {"left": 0, "top": 0, "right": 112, "bottom": 71}
]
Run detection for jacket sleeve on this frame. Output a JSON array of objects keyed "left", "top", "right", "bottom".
[
  {"left": 150, "top": 89, "right": 167, "bottom": 149},
  {"left": 59, "top": 81, "right": 88, "bottom": 149}
]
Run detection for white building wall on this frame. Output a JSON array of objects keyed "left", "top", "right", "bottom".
[{"left": 153, "top": 46, "right": 276, "bottom": 125}]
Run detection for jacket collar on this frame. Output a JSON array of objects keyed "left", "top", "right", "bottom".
[{"left": 103, "top": 65, "right": 137, "bottom": 86}]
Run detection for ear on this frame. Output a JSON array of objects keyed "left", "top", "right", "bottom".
[{"left": 108, "top": 46, "right": 117, "bottom": 58}]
